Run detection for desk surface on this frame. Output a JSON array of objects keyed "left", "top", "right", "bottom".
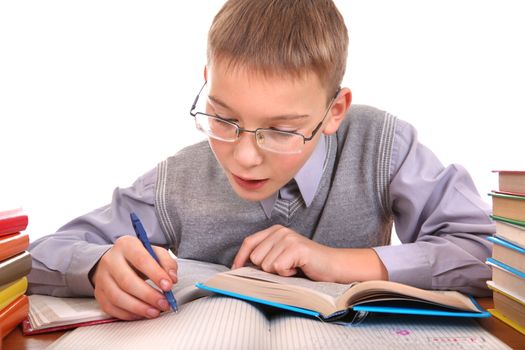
[{"left": 3, "top": 298, "right": 525, "bottom": 350}]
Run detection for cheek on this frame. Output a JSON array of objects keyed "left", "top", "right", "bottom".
[
  {"left": 208, "top": 139, "right": 231, "bottom": 166},
  {"left": 269, "top": 154, "right": 305, "bottom": 178}
]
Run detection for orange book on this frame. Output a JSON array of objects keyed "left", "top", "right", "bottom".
[
  {"left": 490, "top": 192, "right": 525, "bottom": 222},
  {"left": 0, "top": 233, "right": 29, "bottom": 262},
  {"left": 0, "top": 295, "right": 29, "bottom": 339}
]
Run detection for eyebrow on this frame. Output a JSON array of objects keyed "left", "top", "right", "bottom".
[{"left": 208, "top": 94, "right": 311, "bottom": 121}]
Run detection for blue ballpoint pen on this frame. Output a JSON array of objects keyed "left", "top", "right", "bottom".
[{"left": 130, "top": 212, "right": 178, "bottom": 313}]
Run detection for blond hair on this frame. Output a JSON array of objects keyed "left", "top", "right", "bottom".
[{"left": 207, "top": 0, "right": 348, "bottom": 98}]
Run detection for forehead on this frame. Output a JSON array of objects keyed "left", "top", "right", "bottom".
[{"left": 206, "top": 62, "right": 329, "bottom": 110}]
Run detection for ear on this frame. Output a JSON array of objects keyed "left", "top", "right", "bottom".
[
  {"left": 323, "top": 88, "right": 352, "bottom": 135},
  {"left": 204, "top": 65, "right": 208, "bottom": 81}
]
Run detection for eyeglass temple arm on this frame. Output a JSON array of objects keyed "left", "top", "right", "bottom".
[
  {"left": 303, "top": 87, "right": 341, "bottom": 142},
  {"left": 190, "top": 81, "right": 208, "bottom": 116}
]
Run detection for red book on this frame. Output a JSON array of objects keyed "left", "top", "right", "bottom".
[
  {"left": 0, "top": 233, "right": 29, "bottom": 262},
  {"left": 0, "top": 208, "right": 28, "bottom": 237},
  {"left": 0, "top": 295, "right": 29, "bottom": 339}
]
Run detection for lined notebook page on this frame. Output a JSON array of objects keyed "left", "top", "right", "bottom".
[
  {"left": 270, "top": 313, "right": 511, "bottom": 350},
  {"left": 47, "top": 296, "right": 270, "bottom": 350},
  {"left": 47, "top": 296, "right": 510, "bottom": 350}
]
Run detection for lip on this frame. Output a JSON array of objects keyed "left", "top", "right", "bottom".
[{"left": 232, "top": 174, "right": 269, "bottom": 191}]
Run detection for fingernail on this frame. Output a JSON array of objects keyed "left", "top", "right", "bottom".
[
  {"left": 146, "top": 308, "right": 159, "bottom": 318},
  {"left": 160, "top": 279, "right": 170, "bottom": 291},
  {"left": 169, "top": 269, "right": 177, "bottom": 282},
  {"left": 158, "top": 299, "right": 169, "bottom": 310}
]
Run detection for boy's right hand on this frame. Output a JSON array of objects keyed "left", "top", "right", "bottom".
[{"left": 90, "top": 236, "right": 178, "bottom": 320}]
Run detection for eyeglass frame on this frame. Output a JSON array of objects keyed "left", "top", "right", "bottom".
[{"left": 189, "top": 81, "right": 340, "bottom": 152}]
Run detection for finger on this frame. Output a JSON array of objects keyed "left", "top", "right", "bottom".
[
  {"left": 269, "top": 245, "right": 302, "bottom": 277},
  {"left": 259, "top": 230, "right": 304, "bottom": 274},
  {"left": 251, "top": 228, "right": 293, "bottom": 270},
  {"left": 152, "top": 246, "right": 178, "bottom": 284},
  {"left": 124, "top": 238, "right": 174, "bottom": 292},
  {"left": 232, "top": 225, "right": 281, "bottom": 269},
  {"left": 258, "top": 237, "right": 290, "bottom": 273},
  {"left": 102, "top": 270, "right": 163, "bottom": 319},
  {"left": 95, "top": 286, "right": 142, "bottom": 321},
  {"left": 101, "top": 303, "right": 142, "bottom": 321},
  {"left": 94, "top": 270, "right": 141, "bottom": 321},
  {"left": 110, "top": 254, "right": 171, "bottom": 312}
]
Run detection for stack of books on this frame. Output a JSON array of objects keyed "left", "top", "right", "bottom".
[
  {"left": 487, "top": 170, "right": 525, "bottom": 335},
  {"left": 0, "top": 208, "right": 31, "bottom": 339}
]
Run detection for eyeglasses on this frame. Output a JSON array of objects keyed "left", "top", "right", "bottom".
[{"left": 189, "top": 82, "right": 339, "bottom": 154}]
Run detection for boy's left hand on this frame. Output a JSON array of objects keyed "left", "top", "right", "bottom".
[
  {"left": 232, "top": 224, "right": 388, "bottom": 283},
  {"left": 232, "top": 224, "right": 339, "bottom": 283}
]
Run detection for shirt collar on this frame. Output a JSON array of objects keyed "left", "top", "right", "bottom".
[{"left": 260, "top": 135, "right": 327, "bottom": 218}]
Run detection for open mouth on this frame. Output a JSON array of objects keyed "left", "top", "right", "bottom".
[{"left": 232, "top": 174, "right": 269, "bottom": 190}]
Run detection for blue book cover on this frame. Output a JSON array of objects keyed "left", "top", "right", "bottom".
[
  {"left": 488, "top": 236, "right": 525, "bottom": 255},
  {"left": 487, "top": 257, "right": 525, "bottom": 280}
]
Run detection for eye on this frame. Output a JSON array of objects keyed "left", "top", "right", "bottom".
[
  {"left": 269, "top": 126, "right": 298, "bottom": 133},
  {"left": 213, "top": 113, "right": 238, "bottom": 124}
]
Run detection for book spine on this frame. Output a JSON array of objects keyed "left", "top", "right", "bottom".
[
  {"left": 0, "top": 295, "right": 29, "bottom": 339},
  {"left": 0, "top": 251, "right": 32, "bottom": 286},
  {"left": 0, "top": 277, "right": 28, "bottom": 312},
  {"left": 0, "top": 215, "right": 29, "bottom": 237},
  {"left": 0, "top": 233, "right": 29, "bottom": 262}
]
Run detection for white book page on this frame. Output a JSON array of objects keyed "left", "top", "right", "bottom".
[
  {"left": 175, "top": 258, "right": 229, "bottom": 290},
  {"left": 270, "top": 314, "right": 511, "bottom": 350},
  {"left": 47, "top": 296, "right": 270, "bottom": 350},
  {"left": 28, "top": 295, "right": 110, "bottom": 329},
  {"left": 172, "top": 258, "right": 230, "bottom": 305},
  {"left": 227, "top": 267, "right": 351, "bottom": 299}
]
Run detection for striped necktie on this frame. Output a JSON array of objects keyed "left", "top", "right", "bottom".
[{"left": 273, "top": 180, "right": 305, "bottom": 222}]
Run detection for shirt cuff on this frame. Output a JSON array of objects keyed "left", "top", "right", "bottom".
[
  {"left": 373, "top": 243, "right": 432, "bottom": 289},
  {"left": 67, "top": 243, "right": 112, "bottom": 296}
]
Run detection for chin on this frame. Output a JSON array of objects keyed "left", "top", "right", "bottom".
[
  {"left": 228, "top": 181, "right": 272, "bottom": 202},
  {"left": 232, "top": 188, "right": 268, "bottom": 202}
]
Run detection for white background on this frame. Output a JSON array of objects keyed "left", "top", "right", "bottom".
[{"left": 1, "top": 1, "right": 524, "bottom": 242}]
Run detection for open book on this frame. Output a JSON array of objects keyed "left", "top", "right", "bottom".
[
  {"left": 24, "top": 258, "right": 229, "bottom": 334},
  {"left": 23, "top": 295, "right": 117, "bottom": 334},
  {"left": 196, "top": 267, "right": 489, "bottom": 321}
]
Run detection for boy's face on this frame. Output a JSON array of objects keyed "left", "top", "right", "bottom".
[{"left": 205, "top": 62, "right": 348, "bottom": 202}]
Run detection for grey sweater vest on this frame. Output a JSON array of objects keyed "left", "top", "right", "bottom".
[{"left": 155, "top": 105, "right": 396, "bottom": 267}]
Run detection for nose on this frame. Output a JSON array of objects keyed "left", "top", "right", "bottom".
[{"left": 233, "top": 131, "right": 263, "bottom": 168}]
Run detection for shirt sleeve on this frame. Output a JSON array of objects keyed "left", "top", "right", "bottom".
[
  {"left": 27, "top": 167, "right": 166, "bottom": 297},
  {"left": 373, "top": 119, "right": 494, "bottom": 296}
]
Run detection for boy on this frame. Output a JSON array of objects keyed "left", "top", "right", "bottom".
[{"left": 28, "top": 0, "right": 494, "bottom": 321}]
